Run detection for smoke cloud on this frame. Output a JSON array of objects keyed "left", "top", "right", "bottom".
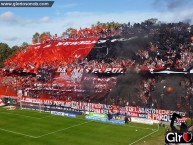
[
  {"left": 151, "top": 75, "right": 187, "bottom": 110},
  {"left": 153, "top": 0, "right": 193, "bottom": 11},
  {"left": 80, "top": 72, "right": 96, "bottom": 97},
  {"left": 152, "top": 0, "right": 193, "bottom": 23},
  {"left": 109, "top": 70, "right": 142, "bottom": 103}
]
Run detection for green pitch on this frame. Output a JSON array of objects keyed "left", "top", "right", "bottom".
[{"left": 0, "top": 108, "right": 165, "bottom": 145}]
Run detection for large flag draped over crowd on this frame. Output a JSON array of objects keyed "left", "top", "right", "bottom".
[{"left": 5, "top": 38, "right": 99, "bottom": 73}]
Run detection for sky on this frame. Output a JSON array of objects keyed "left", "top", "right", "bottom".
[{"left": 0, "top": 0, "right": 193, "bottom": 47}]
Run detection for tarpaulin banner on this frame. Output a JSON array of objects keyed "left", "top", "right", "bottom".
[
  {"left": 4, "top": 96, "right": 188, "bottom": 124},
  {"left": 5, "top": 38, "right": 99, "bottom": 73}
]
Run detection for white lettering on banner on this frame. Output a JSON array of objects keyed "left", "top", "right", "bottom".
[
  {"left": 152, "top": 114, "right": 162, "bottom": 121},
  {"left": 24, "top": 98, "right": 41, "bottom": 104},
  {"left": 140, "top": 108, "right": 156, "bottom": 114},
  {"left": 140, "top": 108, "right": 145, "bottom": 113},
  {"left": 79, "top": 41, "right": 90, "bottom": 44},
  {"left": 54, "top": 101, "right": 65, "bottom": 106},
  {"left": 139, "top": 113, "right": 152, "bottom": 119},
  {"left": 63, "top": 42, "right": 69, "bottom": 45},
  {"left": 57, "top": 67, "right": 125, "bottom": 74},
  {"left": 139, "top": 114, "right": 147, "bottom": 118},
  {"left": 151, "top": 109, "right": 156, "bottom": 114},
  {"left": 57, "top": 67, "right": 66, "bottom": 73},
  {"left": 161, "top": 114, "right": 170, "bottom": 122},
  {"left": 128, "top": 112, "right": 139, "bottom": 117},
  {"left": 102, "top": 104, "right": 107, "bottom": 109},
  {"left": 170, "top": 111, "right": 186, "bottom": 117},
  {"left": 104, "top": 68, "right": 111, "bottom": 73},
  {"left": 62, "top": 40, "right": 96, "bottom": 46},
  {"left": 151, "top": 114, "right": 171, "bottom": 122},
  {"left": 71, "top": 102, "right": 77, "bottom": 109},
  {"left": 43, "top": 100, "right": 53, "bottom": 105},
  {"left": 84, "top": 106, "right": 90, "bottom": 111},
  {"left": 72, "top": 68, "right": 83, "bottom": 73},
  {"left": 120, "top": 110, "right": 126, "bottom": 114},
  {"left": 100, "top": 109, "right": 108, "bottom": 114},
  {"left": 112, "top": 68, "right": 119, "bottom": 73},
  {"left": 73, "top": 42, "right": 78, "bottom": 45},
  {"left": 93, "top": 109, "right": 101, "bottom": 114},
  {"left": 64, "top": 42, "right": 74, "bottom": 45},
  {"left": 93, "top": 104, "right": 102, "bottom": 109},
  {"left": 69, "top": 42, "right": 73, "bottom": 45},
  {"left": 156, "top": 109, "right": 171, "bottom": 115},
  {"left": 91, "top": 68, "right": 99, "bottom": 73},
  {"left": 66, "top": 101, "right": 71, "bottom": 107},
  {"left": 127, "top": 106, "right": 139, "bottom": 113}
]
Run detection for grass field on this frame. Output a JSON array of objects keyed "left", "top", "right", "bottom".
[{"left": 0, "top": 108, "right": 165, "bottom": 145}]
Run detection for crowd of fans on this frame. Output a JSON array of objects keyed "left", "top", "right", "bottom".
[
  {"left": 137, "top": 76, "right": 193, "bottom": 113},
  {"left": 131, "top": 23, "right": 193, "bottom": 70},
  {"left": 137, "top": 41, "right": 193, "bottom": 69},
  {"left": 42, "top": 25, "right": 122, "bottom": 43},
  {"left": 0, "top": 21, "right": 193, "bottom": 113}
]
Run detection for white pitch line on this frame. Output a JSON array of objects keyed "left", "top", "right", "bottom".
[
  {"left": 89, "top": 120, "right": 154, "bottom": 130},
  {"left": 36, "top": 120, "right": 93, "bottom": 138},
  {"left": 0, "top": 128, "right": 37, "bottom": 138},
  {"left": 0, "top": 111, "right": 41, "bottom": 119},
  {"left": 128, "top": 124, "right": 160, "bottom": 145},
  {"left": 39, "top": 115, "right": 53, "bottom": 119},
  {"left": 0, "top": 111, "right": 51, "bottom": 120},
  {"left": 126, "top": 125, "right": 154, "bottom": 130}
]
